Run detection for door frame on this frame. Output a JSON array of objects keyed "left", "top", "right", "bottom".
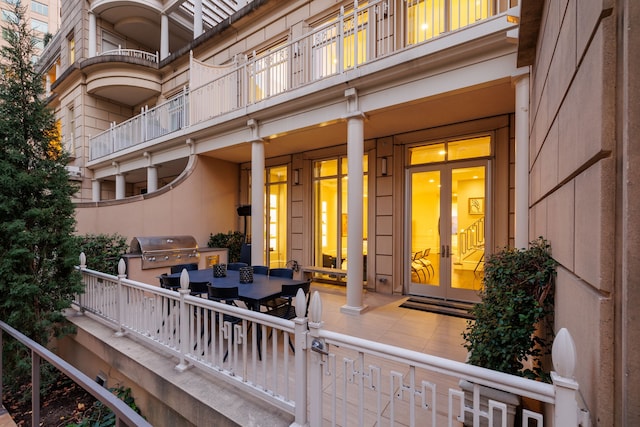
[{"left": 405, "top": 159, "right": 490, "bottom": 302}]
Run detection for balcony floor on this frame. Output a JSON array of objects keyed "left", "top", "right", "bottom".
[{"left": 311, "top": 282, "right": 469, "bottom": 361}]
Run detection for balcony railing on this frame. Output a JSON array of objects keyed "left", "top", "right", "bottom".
[
  {"left": 99, "top": 46, "right": 159, "bottom": 63},
  {"left": 72, "top": 257, "right": 588, "bottom": 427},
  {"left": 89, "top": 0, "right": 515, "bottom": 161},
  {"left": 90, "top": 88, "right": 189, "bottom": 160}
]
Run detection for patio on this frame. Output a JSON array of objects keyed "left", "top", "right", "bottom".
[{"left": 309, "top": 282, "right": 469, "bottom": 362}]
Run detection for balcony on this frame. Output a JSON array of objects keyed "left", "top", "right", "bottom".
[
  {"left": 88, "top": 0, "right": 519, "bottom": 161},
  {"left": 69, "top": 261, "right": 587, "bottom": 426},
  {"left": 83, "top": 48, "right": 161, "bottom": 107}
]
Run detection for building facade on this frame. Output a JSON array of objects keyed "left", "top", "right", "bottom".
[
  {"left": 1, "top": 0, "right": 61, "bottom": 59},
  {"left": 37, "top": 0, "right": 639, "bottom": 425}
]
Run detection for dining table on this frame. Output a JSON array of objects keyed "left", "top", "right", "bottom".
[{"left": 166, "top": 268, "right": 306, "bottom": 311}]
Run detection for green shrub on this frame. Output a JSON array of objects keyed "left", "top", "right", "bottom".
[
  {"left": 68, "top": 386, "right": 145, "bottom": 427},
  {"left": 462, "top": 237, "right": 557, "bottom": 381},
  {"left": 75, "top": 233, "right": 128, "bottom": 274},
  {"left": 208, "top": 231, "right": 244, "bottom": 262}
]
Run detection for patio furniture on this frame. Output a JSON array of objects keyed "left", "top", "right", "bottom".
[
  {"left": 227, "top": 262, "right": 248, "bottom": 271},
  {"left": 252, "top": 265, "right": 269, "bottom": 275},
  {"left": 268, "top": 268, "right": 294, "bottom": 279},
  {"left": 207, "top": 285, "right": 242, "bottom": 361},
  {"left": 170, "top": 263, "right": 199, "bottom": 274},
  {"left": 267, "top": 281, "right": 311, "bottom": 352}
]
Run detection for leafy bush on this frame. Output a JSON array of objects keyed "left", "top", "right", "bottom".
[
  {"left": 208, "top": 231, "right": 245, "bottom": 262},
  {"left": 75, "top": 233, "right": 128, "bottom": 274},
  {"left": 462, "top": 237, "right": 557, "bottom": 381},
  {"left": 69, "top": 386, "right": 145, "bottom": 427}
]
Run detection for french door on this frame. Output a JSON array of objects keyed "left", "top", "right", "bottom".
[{"left": 407, "top": 160, "right": 487, "bottom": 302}]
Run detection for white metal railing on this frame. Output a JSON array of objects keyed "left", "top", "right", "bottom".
[
  {"left": 100, "top": 46, "right": 159, "bottom": 63},
  {"left": 88, "top": 0, "right": 517, "bottom": 160},
  {"left": 89, "top": 88, "right": 189, "bottom": 160},
  {"left": 73, "top": 255, "right": 588, "bottom": 427}
]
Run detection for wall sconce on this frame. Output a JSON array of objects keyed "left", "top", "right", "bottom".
[
  {"left": 381, "top": 157, "right": 388, "bottom": 176},
  {"left": 293, "top": 169, "right": 300, "bottom": 185}
]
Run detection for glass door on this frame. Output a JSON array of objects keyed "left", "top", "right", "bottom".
[{"left": 408, "top": 161, "right": 486, "bottom": 302}]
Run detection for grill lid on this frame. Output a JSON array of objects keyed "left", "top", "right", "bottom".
[{"left": 130, "top": 235, "right": 200, "bottom": 269}]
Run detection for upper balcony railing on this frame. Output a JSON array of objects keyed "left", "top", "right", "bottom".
[
  {"left": 73, "top": 257, "right": 587, "bottom": 427},
  {"left": 89, "top": 0, "right": 515, "bottom": 161},
  {"left": 99, "top": 46, "right": 159, "bottom": 63}
]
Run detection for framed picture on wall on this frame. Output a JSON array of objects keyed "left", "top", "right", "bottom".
[{"left": 469, "top": 197, "right": 484, "bottom": 215}]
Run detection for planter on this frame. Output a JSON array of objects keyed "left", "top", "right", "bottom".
[{"left": 458, "top": 379, "right": 521, "bottom": 427}]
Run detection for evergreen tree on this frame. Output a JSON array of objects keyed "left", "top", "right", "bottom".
[{"left": 0, "top": 3, "right": 83, "bottom": 381}]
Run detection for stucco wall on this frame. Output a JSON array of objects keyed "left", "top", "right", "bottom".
[
  {"left": 74, "top": 155, "right": 241, "bottom": 248},
  {"left": 528, "top": 1, "right": 616, "bottom": 425}
]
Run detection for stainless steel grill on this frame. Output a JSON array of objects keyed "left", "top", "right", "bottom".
[{"left": 129, "top": 235, "right": 200, "bottom": 269}]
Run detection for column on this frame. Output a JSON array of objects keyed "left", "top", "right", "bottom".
[
  {"left": 147, "top": 166, "right": 158, "bottom": 193},
  {"left": 193, "top": 0, "right": 203, "bottom": 38},
  {"left": 115, "top": 174, "right": 125, "bottom": 200},
  {"left": 514, "top": 71, "right": 530, "bottom": 249},
  {"left": 160, "top": 14, "right": 169, "bottom": 60},
  {"left": 92, "top": 179, "right": 101, "bottom": 202},
  {"left": 249, "top": 120, "right": 265, "bottom": 266},
  {"left": 89, "top": 12, "right": 96, "bottom": 57},
  {"left": 341, "top": 88, "right": 368, "bottom": 315}
]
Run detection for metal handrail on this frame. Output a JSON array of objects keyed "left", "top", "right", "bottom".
[{"left": 0, "top": 320, "right": 152, "bottom": 427}]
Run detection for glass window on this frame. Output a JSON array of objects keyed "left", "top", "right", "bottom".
[
  {"left": 2, "top": 9, "right": 18, "bottom": 23},
  {"left": 312, "top": 4, "right": 369, "bottom": 79},
  {"left": 313, "top": 155, "right": 368, "bottom": 272},
  {"left": 249, "top": 42, "right": 288, "bottom": 103},
  {"left": 31, "top": 18, "right": 48, "bottom": 33},
  {"left": 68, "top": 36, "right": 75, "bottom": 64},
  {"left": 405, "top": 0, "right": 493, "bottom": 46},
  {"left": 31, "top": 1, "right": 48, "bottom": 16},
  {"left": 409, "top": 136, "right": 490, "bottom": 165},
  {"left": 409, "top": 143, "right": 446, "bottom": 165},
  {"left": 448, "top": 136, "right": 491, "bottom": 160},
  {"left": 266, "top": 166, "right": 288, "bottom": 268}
]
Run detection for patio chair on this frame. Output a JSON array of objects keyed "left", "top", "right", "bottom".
[
  {"left": 170, "top": 263, "right": 198, "bottom": 274},
  {"left": 159, "top": 274, "right": 181, "bottom": 291},
  {"left": 267, "top": 281, "right": 311, "bottom": 352},
  {"left": 252, "top": 265, "right": 269, "bottom": 275},
  {"left": 207, "top": 286, "right": 242, "bottom": 361},
  {"left": 268, "top": 267, "right": 294, "bottom": 279},
  {"left": 227, "top": 262, "right": 248, "bottom": 271},
  {"left": 188, "top": 281, "right": 210, "bottom": 297}
]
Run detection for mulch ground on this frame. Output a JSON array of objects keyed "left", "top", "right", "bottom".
[{"left": 3, "top": 374, "right": 97, "bottom": 426}]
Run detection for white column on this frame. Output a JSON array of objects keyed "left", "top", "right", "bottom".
[
  {"left": 341, "top": 88, "right": 367, "bottom": 315},
  {"left": 514, "top": 71, "right": 530, "bottom": 249},
  {"left": 115, "top": 174, "right": 125, "bottom": 200},
  {"left": 193, "top": 0, "right": 203, "bottom": 38},
  {"left": 160, "top": 14, "right": 169, "bottom": 60},
  {"left": 92, "top": 179, "right": 101, "bottom": 202},
  {"left": 89, "top": 12, "right": 96, "bottom": 57},
  {"left": 251, "top": 140, "right": 265, "bottom": 266},
  {"left": 147, "top": 166, "right": 158, "bottom": 193}
]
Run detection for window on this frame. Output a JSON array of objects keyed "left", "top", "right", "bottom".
[
  {"left": 405, "top": 0, "right": 493, "bottom": 46},
  {"left": 248, "top": 42, "right": 288, "bottom": 103},
  {"left": 312, "top": 4, "right": 369, "bottom": 79},
  {"left": 409, "top": 135, "right": 491, "bottom": 165},
  {"left": 265, "top": 166, "right": 288, "bottom": 268},
  {"left": 2, "top": 9, "right": 18, "bottom": 23},
  {"left": 31, "top": 1, "right": 48, "bottom": 16},
  {"left": 31, "top": 18, "right": 48, "bottom": 33},
  {"left": 68, "top": 35, "right": 75, "bottom": 64},
  {"left": 313, "top": 155, "right": 368, "bottom": 270}
]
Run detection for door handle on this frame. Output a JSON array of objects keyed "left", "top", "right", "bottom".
[
  {"left": 441, "top": 245, "right": 445, "bottom": 257},
  {"left": 446, "top": 245, "right": 450, "bottom": 258}
]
